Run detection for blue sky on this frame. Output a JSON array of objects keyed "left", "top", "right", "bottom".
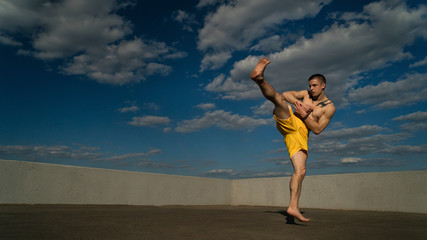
[{"left": 0, "top": 0, "right": 426, "bottom": 179}]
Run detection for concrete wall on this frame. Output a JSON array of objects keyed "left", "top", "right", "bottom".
[
  {"left": 1, "top": 160, "right": 426, "bottom": 213},
  {"left": 0, "top": 160, "right": 231, "bottom": 205},
  {"left": 231, "top": 177, "right": 290, "bottom": 207},
  {"left": 232, "top": 171, "right": 427, "bottom": 213}
]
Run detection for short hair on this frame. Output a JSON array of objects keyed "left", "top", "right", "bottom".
[{"left": 308, "top": 74, "right": 326, "bottom": 84}]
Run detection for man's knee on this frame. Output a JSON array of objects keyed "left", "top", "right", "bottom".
[
  {"left": 272, "top": 99, "right": 291, "bottom": 119},
  {"left": 294, "top": 168, "right": 306, "bottom": 178}
]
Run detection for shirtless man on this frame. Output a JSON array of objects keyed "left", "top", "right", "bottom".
[{"left": 250, "top": 58, "right": 335, "bottom": 222}]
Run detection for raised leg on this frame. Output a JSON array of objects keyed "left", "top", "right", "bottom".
[
  {"left": 250, "top": 58, "right": 291, "bottom": 119},
  {"left": 287, "top": 150, "right": 310, "bottom": 222}
]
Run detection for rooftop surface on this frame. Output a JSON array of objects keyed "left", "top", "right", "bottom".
[{"left": 1, "top": 205, "right": 426, "bottom": 240}]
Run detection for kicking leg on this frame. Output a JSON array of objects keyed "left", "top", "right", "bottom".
[
  {"left": 250, "top": 58, "right": 291, "bottom": 119},
  {"left": 287, "top": 150, "right": 310, "bottom": 222}
]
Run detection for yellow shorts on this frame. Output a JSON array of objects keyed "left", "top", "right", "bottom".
[{"left": 274, "top": 110, "right": 309, "bottom": 158}]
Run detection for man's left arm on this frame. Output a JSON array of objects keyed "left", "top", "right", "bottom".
[{"left": 301, "top": 106, "right": 335, "bottom": 135}]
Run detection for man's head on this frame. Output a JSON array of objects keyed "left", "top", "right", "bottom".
[{"left": 308, "top": 74, "right": 326, "bottom": 97}]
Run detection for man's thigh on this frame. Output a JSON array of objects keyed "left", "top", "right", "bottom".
[
  {"left": 290, "top": 150, "right": 308, "bottom": 172},
  {"left": 273, "top": 100, "right": 292, "bottom": 119}
]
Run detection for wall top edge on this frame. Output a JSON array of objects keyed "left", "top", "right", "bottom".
[
  {"left": 1, "top": 159, "right": 425, "bottom": 181},
  {"left": 0, "top": 159, "right": 230, "bottom": 181}
]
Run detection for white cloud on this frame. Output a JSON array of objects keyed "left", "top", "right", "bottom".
[
  {"left": 118, "top": 105, "right": 140, "bottom": 113},
  {"left": 142, "top": 102, "right": 160, "bottom": 111},
  {"left": 200, "top": 51, "right": 232, "bottom": 71},
  {"left": 195, "top": 103, "right": 216, "bottom": 110},
  {"left": 250, "top": 35, "right": 286, "bottom": 53},
  {"left": 348, "top": 73, "right": 427, "bottom": 109},
  {"left": 197, "top": 0, "right": 226, "bottom": 8},
  {"left": 392, "top": 111, "right": 427, "bottom": 122},
  {"left": 207, "top": 169, "right": 233, "bottom": 174},
  {"left": 309, "top": 158, "right": 403, "bottom": 169},
  {"left": 399, "top": 122, "right": 427, "bottom": 132},
  {"left": 103, "top": 149, "right": 162, "bottom": 161},
  {"left": 172, "top": 10, "right": 198, "bottom": 32},
  {"left": 204, "top": 1, "right": 427, "bottom": 106},
  {"left": 175, "top": 110, "right": 272, "bottom": 133},
  {"left": 128, "top": 116, "right": 171, "bottom": 127},
  {"left": 311, "top": 132, "right": 409, "bottom": 156},
  {"left": 203, "top": 169, "right": 238, "bottom": 178},
  {"left": 99, "top": 149, "right": 171, "bottom": 169},
  {"left": 252, "top": 100, "right": 275, "bottom": 116},
  {"left": 0, "top": 0, "right": 186, "bottom": 85},
  {"left": 0, "top": 144, "right": 101, "bottom": 161},
  {"left": 203, "top": 168, "right": 291, "bottom": 179},
  {"left": 314, "top": 125, "right": 386, "bottom": 140},
  {"left": 204, "top": 66, "right": 262, "bottom": 100},
  {"left": 197, "top": 0, "right": 331, "bottom": 70},
  {"left": 62, "top": 38, "right": 183, "bottom": 85},
  {"left": 204, "top": 74, "right": 226, "bottom": 92},
  {"left": 379, "top": 144, "right": 427, "bottom": 154},
  {"left": 309, "top": 123, "right": 411, "bottom": 156},
  {"left": 392, "top": 111, "right": 427, "bottom": 131},
  {"left": 409, "top": 56, "right": 427, "bottom": 68},
  {"left": 0, "top": 34, "right": 22, "bottom": 46},
  {"left": 0, "top": 144, "right": 172, "bottom": 168},
  {"left": 340, "top": 157, "right": 363, "bottom": 163},
  {"left": 0, "top": 0, "right": 132, "bottom": 58},
  {"left": 173, "top": 10, "right": 191, "bottom": 22},
  {"left": 98, "top": 149, "right": 172, "bottom": 169},
  {"left": 249, "top": 171, "right": 292, "bottom": 177},
  {"left": 135, "top": 159, "right": 173, "bottom": 168},
  {"left": 262, "top": 156, "right": 290, "bottom": 166}
]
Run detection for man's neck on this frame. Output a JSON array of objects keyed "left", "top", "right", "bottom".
[{"left": 312, "top": 92, "right": 327, "bottom": 102}]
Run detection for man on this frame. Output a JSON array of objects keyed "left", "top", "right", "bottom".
[{"left": 250, "top": 58, "right": 335, "bottom": 222}]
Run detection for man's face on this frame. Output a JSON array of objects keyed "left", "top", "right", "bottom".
[{"left": 309, "top": 78, "right": 325, "bottom": 97}]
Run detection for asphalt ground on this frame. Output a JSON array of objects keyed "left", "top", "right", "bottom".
[{"left": 1, "top": 205, "right": 426, "bottom": 240}]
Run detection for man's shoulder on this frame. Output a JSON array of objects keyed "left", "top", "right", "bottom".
[
  {"left": 318, "top": 97, "right": 336, "bottom": 117},
  {"left": 325, "top": 101, "right": 336, "bottom": 117}
]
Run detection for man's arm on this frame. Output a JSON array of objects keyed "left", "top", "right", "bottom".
[
  {"left": 301, "top": 105, "right": 335, "bottom": 135},
  {"left": 282, "top": 90, "right": 308, "bottom": 104},
  {"left": 283, "top": 90, "right": 313, "bottom": 115}
]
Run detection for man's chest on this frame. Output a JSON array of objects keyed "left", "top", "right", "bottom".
[
  {"left": 303, "top": 99, "right": 326, "bottom": 119},
  {"left": 311, "top": 107, "right": 325, "bottom": 119}
]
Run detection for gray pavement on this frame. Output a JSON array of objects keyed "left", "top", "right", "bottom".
[{"left": 1, "top": 205, "right": 426, "bottom": 240}]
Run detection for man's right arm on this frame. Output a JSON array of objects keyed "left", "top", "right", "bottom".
[
  {"left": 282, "top": 90, "right": 308, "bottom": 105},
  {"left": 283, "top": 90, "right": 313, "bottom": 116}
]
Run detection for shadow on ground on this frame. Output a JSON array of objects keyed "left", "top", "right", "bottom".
[{"left": 265, "top": 210, "right": 310, "bottom": 226}]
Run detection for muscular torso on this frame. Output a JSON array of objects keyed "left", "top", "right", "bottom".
[
  {"left": 299, "top": 94, "right": 333, "bottom": 122},
  {"left": 282, "top": 89, "right": 335, "bottom": 134}
]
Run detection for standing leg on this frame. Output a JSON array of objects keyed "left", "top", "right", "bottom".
[
  {"left": 287, "top": 150, "right": 310, "bottom": 222},
  {"left": 250, "top": 58, "right": 291, "bottom": 119}
]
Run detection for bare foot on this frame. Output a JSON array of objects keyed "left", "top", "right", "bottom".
[
  {"left": 287, "top": 208, "right": 310, "bottom": 222},
  {"left": 250, "top": 57, "right": 271, "bottom": 83}
]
